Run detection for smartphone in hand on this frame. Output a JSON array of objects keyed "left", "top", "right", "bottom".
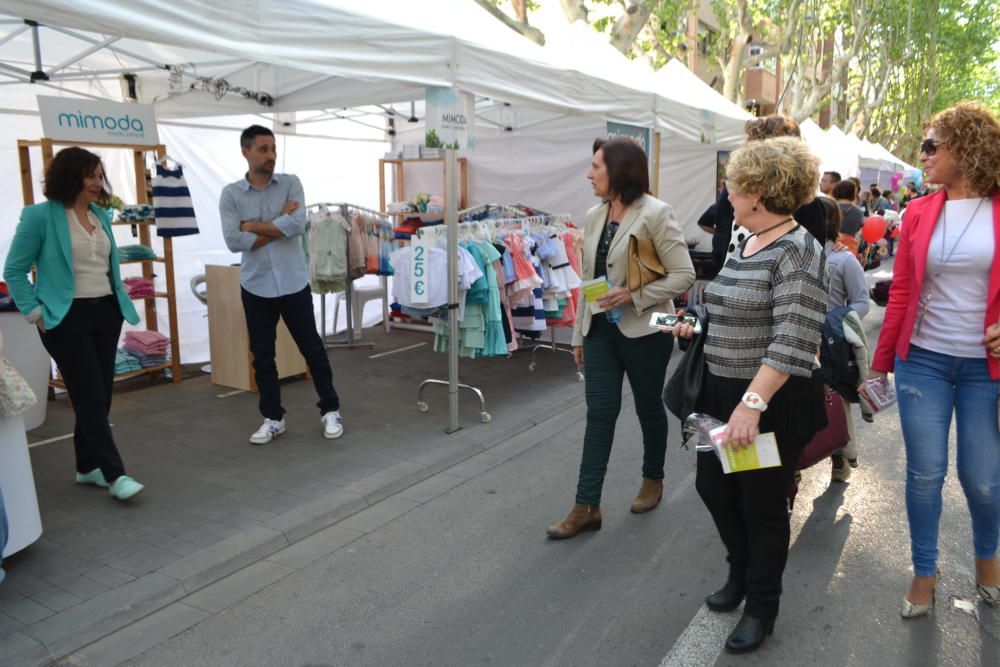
[{"left": 649, "top": 312, "right": 702, "bottom": 334}]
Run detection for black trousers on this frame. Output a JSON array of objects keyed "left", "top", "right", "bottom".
[
  {"left": 39, "top": 296, "right": 126, "bottom": 483},
  {"left": 576, "top": 315, "right": 673, "bottom": 506},
  {"left": 241, "top": 285, "right": 339, "bottom": 420},
  {"left": 696, "top": 448, "right": 803, "bottom": 620}
]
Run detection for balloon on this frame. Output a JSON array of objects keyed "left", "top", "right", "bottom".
[
  {"left": 862, "top": 215, "right": 887, "bottom": 243},
  {"left": 891, "top": 226, "right": 900, "bottom": 238}
]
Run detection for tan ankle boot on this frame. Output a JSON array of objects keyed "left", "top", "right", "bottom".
[
  {"left": 546, "top": 503, "right": 602, "bottom": 539},
  {"left": 630, "top": 478, "right": 663, "bottom": 513}
]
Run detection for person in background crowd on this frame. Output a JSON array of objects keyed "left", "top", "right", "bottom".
[
  {"left": 820, "top": 170, "right": 842, "bottom": 196},
  {"left": 848, "top": 176, "right": 865, "bottom": 214},
  {"left": 882, "top": 189, "right": 897, "bottom": 211},
  {"left": 702, "top": 115, "right": 826, "bottom": 271},
  {"left": 547, "top": 137, "right": 695, "bottom": 539},
  {"left": 902, "top": 183, "right": 919, "bottom": 208},
  {"left": 870, "top": 186, "right": 891, "bottom": 214},
  {"left": 220, "top": 125, "right": 344, "bottom": 445},
  {"left": 818, "top": 196, "right": 870, "bottom": 482},
  {"left": 673, "top": 137, "right": 828, "bottom": 654},
  {"left": 824, "top": 180, "right": 865, "bottom": 245},
  {"left": 3, "top": 147, "right": 144, "bottom": 501},
  {"left": 868, "top": 102, "right": 1000, "bottom": 618}
]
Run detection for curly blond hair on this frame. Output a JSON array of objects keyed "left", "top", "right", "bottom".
[
  {"left": 927, "top": 102, "right": 1000, "bottom": 196},
  {"left": 726, "top": 136, "right": 820, "bottom": 214}
]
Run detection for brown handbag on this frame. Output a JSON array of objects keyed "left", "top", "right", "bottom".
[{"left": 627, "top": 234, "right": 667, "bottom": 296}]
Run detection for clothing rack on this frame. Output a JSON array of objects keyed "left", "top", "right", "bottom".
[{"left": 308, "top": 202, "right": 388, "bottom": 350}]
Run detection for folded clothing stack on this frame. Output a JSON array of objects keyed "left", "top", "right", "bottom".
[
  {"left": 114, "top": 350, "right": 142, "bottom": 374},
  {"left": 119, "top": 204, "right": 155, "bottom": 222},
  {"left": 122, "top": 331, "right": 169, "bottom": 368},
  {"left": 118, "top": 244, "right": 158, "bottom": 262},
  {"left": 393, "top": 217, "right": 423, "bottom": 240},
  {"left": 122, "top": 277, "right": 155, "bottom": 298}
]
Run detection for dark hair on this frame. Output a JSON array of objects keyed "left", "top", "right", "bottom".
[
  {"left": 744, "top": 115, "right": 800, "bottom": 141},
  {"left": 832, "top": 180, "right": 857, "bottom": 200},
  {"left": 823, "top": 171, "right": 842, "bottom": 182},
  {"left": 43, "top": 147, "right": 110, "bottom": 206},
  {"left": 592, "top": 136, "right": 649, "bottom": 205},
  {"left": 870, "top": 184, "right": 880, "bottom": 191},
  {"left": 241, "top": 124, "right": 275, "bottom": 150},
  {"left": 817, "top": 195, "right": 842, "bottom": 242},
  {"left": 847, "top": 176, "right": 861, "bottom": 188},
  {"left": 882, "top": 189, "right": 893, "bottom": 198}
]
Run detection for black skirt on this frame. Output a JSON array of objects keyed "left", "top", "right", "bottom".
[{"left": 696, "top": 369, "right": 828, "bottom": 455}]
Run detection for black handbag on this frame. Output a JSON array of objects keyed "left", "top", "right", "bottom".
[{"left": 663, "top": 304, "right": 709, "bottom": 422}]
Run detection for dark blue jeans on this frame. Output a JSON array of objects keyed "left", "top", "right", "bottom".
[
  {"left": 575, "top": 316, "right": 673, "bottom": 506},
  {"left": 241, "top": 285, "right": 339, "bottom": 420},
  {"left": 895, "top": 346, "right": 1000, "bottom": 576}
]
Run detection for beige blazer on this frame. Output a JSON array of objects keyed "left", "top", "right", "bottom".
[{"left": 572, "top": 194, "right": 696, "bottom": 346}]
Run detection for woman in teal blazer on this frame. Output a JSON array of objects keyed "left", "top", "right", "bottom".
[{"left": 4, "top": 147, "right": 144, "bottom": 500}]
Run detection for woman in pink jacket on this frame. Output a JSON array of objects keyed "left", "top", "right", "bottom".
[{"left": 868, "top": 103, "right": 1000, "bottom": 618}]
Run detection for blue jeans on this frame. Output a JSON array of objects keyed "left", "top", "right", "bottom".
[
  {"left": 0, "top": 485, "right": 7, "bottom": 584},
  {"left": 896, "top": 346, "right": 1000, "bottom": 576}
]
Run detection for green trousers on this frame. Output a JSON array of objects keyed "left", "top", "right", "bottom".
[{"left": 576, "top": 315, "right": 673, "bottom": 506}]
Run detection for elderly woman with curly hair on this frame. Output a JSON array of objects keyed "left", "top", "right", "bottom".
[
  {"left": 672, "top": 136, "right": 828, "bottom": 654},
  {"left": 868, "top": 102, "right": 1000, "bottom": 618}
]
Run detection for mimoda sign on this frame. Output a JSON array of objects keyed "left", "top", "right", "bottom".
[{"left": 37, "top": 96, "right": 159, "bottom": 145}]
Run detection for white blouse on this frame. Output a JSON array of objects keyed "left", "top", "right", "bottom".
[
  {"left": 67, "top": 209, "right": 113, "bottom": 298},
  {"left": 911, "top": 198, "right": 994, "bottom": 358}
]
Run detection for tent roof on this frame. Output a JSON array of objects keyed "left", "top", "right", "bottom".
[{"left": 0, "top": 0, "right": 744, "bottom": 143}]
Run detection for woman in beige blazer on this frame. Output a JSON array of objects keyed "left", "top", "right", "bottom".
[{"left": 547, "top": 137, "right": 695, "bottom": 539}]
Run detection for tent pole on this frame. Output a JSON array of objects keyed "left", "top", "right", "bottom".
[
  {"left": 446, "top": 148, "right": 460, "bottom": 434},
  {"left": 652, "top": 131, "right": 662, "bottom": 198}
]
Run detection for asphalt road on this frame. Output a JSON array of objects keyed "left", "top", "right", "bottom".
[{"left": 121, "top": 358, "right": 1000, "bottom": 665}]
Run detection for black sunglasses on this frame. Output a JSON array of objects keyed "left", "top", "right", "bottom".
[{"left": 920, "top": 138, "right": 939, "bottom": 156}]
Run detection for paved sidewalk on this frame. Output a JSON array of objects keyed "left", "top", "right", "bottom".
[{"left": 0, "top": 328, "right": 587, "bottom": 666}]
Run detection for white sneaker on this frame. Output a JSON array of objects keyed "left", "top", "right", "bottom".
[
  {"left": 322, "top": 411, "right": 344, "bottom": 439},
  {"left": 250, "top": 418, "right": 286, "bottom": 445}
]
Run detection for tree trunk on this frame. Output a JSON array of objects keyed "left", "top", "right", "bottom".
[
  {"left": 560, "top": 0, "right": 588, "bottom": 23},
  {"left": 610, "top": 2, "right": 654, "bottom": 56},
  {"left": 512, "top": 0, "right": 527, "bottom": 23},
  {"left": 472, "top": 0, "right": 545, "bottom": 45}
]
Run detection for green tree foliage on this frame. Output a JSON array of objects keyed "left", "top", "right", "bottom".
[{"left": 486, "top": 0, "right": 999, "bottom": 158}]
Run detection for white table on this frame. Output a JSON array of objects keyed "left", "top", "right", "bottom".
[
  {"left": 0, "top": 412, "right": 42, "bottom": 557},
  {"left": 0, "top": 312, "right": 50, "bottom": 430}
]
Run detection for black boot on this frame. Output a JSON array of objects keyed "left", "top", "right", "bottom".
[
  {"left": 705, "top": 579, "right": 746, "bottom": 612},
  {"left": 724, "top": 612, "right": 775, "bottom": 654}
]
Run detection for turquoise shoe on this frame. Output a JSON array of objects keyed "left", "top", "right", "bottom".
[
  {"left": 108, "top": 475, "right": 144, "bottom": 501},
  {"left": 75, "top": 468, "right": 109, "bottom": 488}
]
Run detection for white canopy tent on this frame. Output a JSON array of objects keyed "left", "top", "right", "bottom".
[{"left": 0, "top": 0, "right": 753, "bottom": 368}]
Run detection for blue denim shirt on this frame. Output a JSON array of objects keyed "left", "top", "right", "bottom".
[{"left": 219, "top": 173, "right": 308, "bottom": 298}]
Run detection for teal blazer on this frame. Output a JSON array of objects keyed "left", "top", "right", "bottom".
[{"left": 3, "top": 200, "right": 139, "bottom": 330}]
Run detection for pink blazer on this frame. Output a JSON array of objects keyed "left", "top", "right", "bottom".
[{"left": 871, "top": 189, "right": 1000, "bottom": 379}]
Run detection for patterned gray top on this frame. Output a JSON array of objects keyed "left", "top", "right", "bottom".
[{"left": 704, "top": 225, "right": 828, "bottom": 379}]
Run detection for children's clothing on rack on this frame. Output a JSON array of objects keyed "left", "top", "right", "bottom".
[
  {"left": 152, "top": 164, "right": 199, "bottom": 237},
  {"left": 306, "top": 207, "right": 351, "bottom": 294},
  {"left": 352, "top": 211, "right": 394, "bottom": 276},
  {"left": 391, "top": 213, "right": 581, "bottom": 358}
]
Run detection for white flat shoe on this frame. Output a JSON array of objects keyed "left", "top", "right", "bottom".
[{"left": 977, "top": 584, "right": 1000, "bottom": 607}]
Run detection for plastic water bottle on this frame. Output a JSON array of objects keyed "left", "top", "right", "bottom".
[{"left": 605, "top": 280, "right": 622, "bottom": 323}]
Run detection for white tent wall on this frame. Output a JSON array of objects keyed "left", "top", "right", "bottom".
[{"left": 398, "top": 116, "right": 723, "bottom": 253}]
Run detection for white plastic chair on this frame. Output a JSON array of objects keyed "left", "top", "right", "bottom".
[{"left": 332, "top": 277, "right": 389, "bottom": 337}]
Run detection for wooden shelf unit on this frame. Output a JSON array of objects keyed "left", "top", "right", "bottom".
[
  {"left": 378, "top": 156, "right": 468, "bottom": 213},
  {"left": 17, "top": 138, "right": 183, "bottom": 385}
]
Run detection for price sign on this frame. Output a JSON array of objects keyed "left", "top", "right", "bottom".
[{"left": 410, "top": 238, "right": 429, "bottom": 305}]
